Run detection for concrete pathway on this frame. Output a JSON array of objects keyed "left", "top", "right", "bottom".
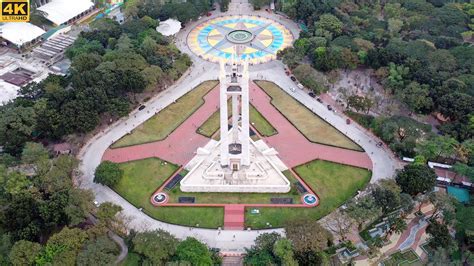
[
  {"left": 224, "top": 205, "right": 245, "bottom": 230},
  {"left": 77, "top": 4, "right": 400, "bottom": 252},
  {"left": 102, "top": 85, "right": 220, "bottom": 165}
]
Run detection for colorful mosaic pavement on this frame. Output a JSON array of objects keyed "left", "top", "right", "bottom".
[{"left": 187, "top": 15, "right": 294, "bottom": 64}]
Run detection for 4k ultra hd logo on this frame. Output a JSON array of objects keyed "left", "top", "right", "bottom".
[{"left": 0, "top": 0, "right": 29, "bottom": 22}]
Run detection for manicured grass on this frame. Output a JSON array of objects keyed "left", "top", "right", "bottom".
[
  {"left": 245, "top": 160, "right": 371, "bottom": 229},
  {"left": 255, "top": 80, "right": 362, "bottom": 151},
  {"left": 167, "top": 171, "right": 300, "bottom": 204},
  {"left": 250, "top": 105, "right": 277, "bottom": 136},
  {"left": 197, "top": 103, "right": 277, "bottom": 138},
  {"left": 112, "top": 80, "right": 219, "bottom": 148},
  {"left": 114, "top": 158, "right": 223, "bottom": 228},
  {"left": 382, "top": 249, "right": 420, "bottom": 266}
]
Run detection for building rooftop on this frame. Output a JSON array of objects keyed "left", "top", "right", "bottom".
[
  {"left": 0, "top": 23, "right": 45, "bottom": 46},
  {"left": 38, "top": 0, "right": 94, "bottom": 25}
]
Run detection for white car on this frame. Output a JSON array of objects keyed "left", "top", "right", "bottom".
[
  {"left": 297, "top": 83, "right": 304, "bottom": 89},
  {"left": 290, "top": 87, "right": 296, "bottom": 92}
]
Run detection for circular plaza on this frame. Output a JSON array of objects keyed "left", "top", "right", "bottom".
[{"left": 187, "top": 15, "right": 294, "bottom": 64}]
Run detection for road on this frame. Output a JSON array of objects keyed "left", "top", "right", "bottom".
[{"left": 77, "top": 6, "right": 401, "bottom": 253}]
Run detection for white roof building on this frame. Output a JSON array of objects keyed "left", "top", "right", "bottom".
[
  {"left": 0, "top": 23, "right": 46, "bottom": 47},
  {"left": 156, "top": 19, "right": 181, "bottom": 36},
  {"left": 38, "top": 0, "right": 94, "bottom": 25}
]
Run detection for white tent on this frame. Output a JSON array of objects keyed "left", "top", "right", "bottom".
[
  {"left": 156, "top": 19, "right": 181, "bottom": 36},
  {"left": 38, "top": 0, "right": 94, "bottom": 25},
  {"left": 0, "top": 23, "right": 45, "bottom": 47}
]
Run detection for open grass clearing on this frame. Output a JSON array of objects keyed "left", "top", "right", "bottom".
[
  {"left": 255, "top": 80, "right": 362, "bottom": 151},
  {"left": 112, "top": 80, "right": 218, "bottom": 148},
  {"left": 114, "top": 158, "right": 223, "bottom": 228},
  {"left": 245, "top": 160, "right": 371, "bottom": 229}
]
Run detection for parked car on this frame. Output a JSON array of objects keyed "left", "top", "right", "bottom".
[
  {"left": 327, "top": 105, "right": 333, "bottom": 111},
  {"left": 346, "top": 119, "right": 351, "bottom": 124},
  {"left": 138, "top": 105, "right": 146, "bottom": 111},
  {"left": 376, "top": 141, "right": 383, "bottom": 148},
  {"left": 308, "top": 92, "right": 316, "bottom": 98},
  {"left": 297, "top": 83, "right": 304, "bottom": 89},
  {"left": 316, "top": 98, "right": 323, "bottom": 103},
  {"left": 290, "top": 76, "right": 297, "bottom": 82},
  {"left": 290, "top": 87, "right": 296, "bottom": 92}
]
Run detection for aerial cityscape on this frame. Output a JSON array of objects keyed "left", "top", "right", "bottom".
[{"left": 0, "top": 0, "right": 472, "bottom": 265}]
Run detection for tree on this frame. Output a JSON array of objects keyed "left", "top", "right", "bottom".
[
  {"left": 4, "top": 171, "right": 31, "bottom": 196},
  {"left": 395, "top": 164, "right": 436, "bottom": 196},
  {"left": 285, "top": 219, "right": 333, "bottom": 254},
  {"left": 325, "top": 211, "right": 353, "bottom": 242},
  {"left": 174, "top": 237, "right": 213, "bottom": 265},
  {"left": 21, "top": 142, "right": 49, "bottom": 164},
  {"left": 0, "top": 105, "right": 37, "bottom": 155},
  {"left": 371, "top": 179, "right": 402, "bottom": 214},
  {"left": 452, "top": 163, "right": 474, "bottom": 182},
  {"left": 76, "top": 236, "right": 119, "bottom": 266},
  {"left": 132, "top": 230, "right": 178, "bottom": 264},
  {"left": 97, "top": 202, "right": 123, "bottom": 225},
  {"left": 386, "top": 217, "right": 407, "bottom": 240},
  {"left": 94, "top": 161, "right": 123, "bottom": 187},
  {"left": 428, "top": 192, "right": 455, "bottom": 223},
  {"left": 347, "top": 95, "right": 374, "bottom": 113},
  {"left": 345, "top": 195, "right": 381, "bottom": 229},
  {"left": 426, "top": 220, "right": 455, "bottom": 251},
  {"left": 396, "top": 82, "right": 433, "bottom": 113},
  {"left": 437, "top": 92, "right": 474, "bottom": 122},
  {"left": 9, "top": 240, "right": 42, "bottom": 266},
  {"left": 416, "top": 135, "right": 458, "bottom": 162},
  {"left": 315, "top": 14, "right": 343, "bottom": 39},
  {"left": 273, "top": 239, "right": 297, "bottom": 266}
]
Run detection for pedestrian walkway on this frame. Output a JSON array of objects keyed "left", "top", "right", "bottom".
[
  {"left": 102, "top": 85, "right": 220, "bottom": 165},
  {"left": 224, "top": 205, "right": 245, "bottom": 230},
  {"left": 249, "top": 82, "right": 372, "bottom": 170}
]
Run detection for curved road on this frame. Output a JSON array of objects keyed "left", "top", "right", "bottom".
[{"left": 77, "top": 9, "right": 401, "bottom": 253}]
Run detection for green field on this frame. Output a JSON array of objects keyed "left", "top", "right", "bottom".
[
  {"left": 114, "top": 158, "right": 223, "bottom": 228},
  {"left": 197, "top": 103, "right": 277, "bottom": 138},
  {"left": 112, "top": 80, "right": 218, "bottom": 148},
  {"left": 245, "top": 160, "right": 371, "bottom": 229},
  {"left": 382, "top": 249, "right": 421, "bottom": 266},
  {"left": 167, "top": 171, "right": 300, "bottom": 204},
  {"left": 255, "top": 80, "right": 362, "bottom": 151}
]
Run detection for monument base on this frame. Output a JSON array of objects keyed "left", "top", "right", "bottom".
[{"left": 180, "top": 129, "right": 291, "bottom": 193}]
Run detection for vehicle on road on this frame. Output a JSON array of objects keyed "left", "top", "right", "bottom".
[
  {"left": 316, "top": 98, "right": 323, "bottom": 103},
  {"left": 327, "top": 105, "right": 333, "bottom": 111},
  {"left": 290, "top": 76, "right": 296, "bottom": 81},
  {"left": 138, "top": 105, "right": 146, "bottom": 111},
  {"left": 308, "top": 92, "right": 316, "bottom": 98},
  {"left": 290, "top": 87, "right": 296, "bottom": 92}
]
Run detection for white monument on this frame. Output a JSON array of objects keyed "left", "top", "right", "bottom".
[{"left": 180, "top": 58, "right": 290, "bottom": 193}]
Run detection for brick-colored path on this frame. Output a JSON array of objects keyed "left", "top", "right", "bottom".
[
  {"left": 249, "top": 82, "right": 372, "bottom": 170},
  {"left": 224, "top": 204, "right": 245, "bottom": 230},
  {"left": 102, "top": 86, "right": 220, "bottom": 165}
]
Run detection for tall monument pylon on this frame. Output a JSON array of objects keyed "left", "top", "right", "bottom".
[
  {"left": 219, "top": 58, "right": 250, "bottom": 169},
  {"left": 180, "top": 58, "right": 290, "bottom": 193}
]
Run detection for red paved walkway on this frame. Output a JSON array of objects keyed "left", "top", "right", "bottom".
[
  {"left": 103, "top": 82, "right": 372, "bottom": 171},
  {"left": 224, "top": 204, "right": 245, "bottom": 230},
  {"left": 102, "top": 86, "right": 220, "bottom": 165},
  {"left": 249, "top": 82, "right": 372, "bottom": 170}
]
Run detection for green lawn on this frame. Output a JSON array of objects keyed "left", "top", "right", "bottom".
[
  {"left": 245, "top": 160, "right": 371, "bottom": 229},
  {"left": 112, "top": 80, "right": 219, "bottom": 148},
  {"left": 167, "top": 171, "right": 300, "bottom": 204},
  {"left": 197, "top": 102, "right": 277, "bottom": 138},
  {"left": 255, "top": 80, "right": 363, "bottom": 151},
  {"left": 114, "top": 158, "right": 223, "bottom": 228},
  {"left": 382, "top": 250, "right": 421, "bottom": 266}
]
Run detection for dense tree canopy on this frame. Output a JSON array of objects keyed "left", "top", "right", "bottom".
[{"left": 395, "top": 164, "right": 437, "bottom": 196}]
